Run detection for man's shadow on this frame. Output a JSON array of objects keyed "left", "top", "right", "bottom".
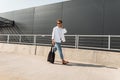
[{"left": 54, "top": 61, "right": 117, "bottom": 69}]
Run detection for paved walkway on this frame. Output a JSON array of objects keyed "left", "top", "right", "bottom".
[{"left": 0, "top": 54, "right": 120, "bottom": 80}]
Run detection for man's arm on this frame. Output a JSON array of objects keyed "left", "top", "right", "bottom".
[
  {"left": 62, "top": 28, "right": 67, "bottom": 34},
  {"left": 52, "top": 28, "right": 55, "bottom": 45}
]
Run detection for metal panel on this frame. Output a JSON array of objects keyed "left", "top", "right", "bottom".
[
  {"left": 14, "top": 8, "right": 34, "bottom": 34},
  {"left": 104, "top": 0, "right": 120, "bottom": 35},
  {"left": 33, "top": 3, "right": 62, "bottom": 34},
  {"left": 63, "top": 0, "right": 104, "bottom": 35}
]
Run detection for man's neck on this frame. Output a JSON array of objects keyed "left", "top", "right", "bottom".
[{"left": 57, "top": 26, "right": 62, "bottom": 28}]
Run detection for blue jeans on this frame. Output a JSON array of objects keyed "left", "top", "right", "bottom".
[{"left": 53, "top": 42, "right": 64, "bottom": 60}]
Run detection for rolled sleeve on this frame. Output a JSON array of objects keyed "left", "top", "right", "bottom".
[
  {"left": 62, "top": 28, "right": 67, "bottom": 34},
  {"left": 52, "top": 28, "right": 55, "bottom": 40}
]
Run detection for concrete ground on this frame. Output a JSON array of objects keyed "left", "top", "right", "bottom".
[{"left": 0, "top": 54, "right": 120, "bottom": 80}]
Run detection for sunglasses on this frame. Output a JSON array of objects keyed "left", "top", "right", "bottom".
[{"left": 57, "top": 23, "right": 61, "bottom": 24}]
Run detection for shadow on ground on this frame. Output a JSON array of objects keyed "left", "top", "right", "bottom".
[{"left": 54, "top": 61, "right": 117, "bottom": 69}]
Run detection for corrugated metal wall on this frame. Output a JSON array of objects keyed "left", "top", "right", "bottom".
[{"left": 0, "top": 0, "right": 120, "bottom": 35}]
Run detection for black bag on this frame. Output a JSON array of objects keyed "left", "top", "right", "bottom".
[{"left": 47, "top": 46, "right": 55, "bottom": 63}]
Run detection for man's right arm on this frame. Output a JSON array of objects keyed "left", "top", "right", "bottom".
[{"left": 52, "top": 28, "right": 55, "bottom": 45}]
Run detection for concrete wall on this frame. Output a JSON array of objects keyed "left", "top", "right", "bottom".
[
  {"left": 0, "top": 43, "right": 120, "bottom": 68},
  {"left": 36, "top": 46, "right": 120, "bottom": 68},
  {"left": 0, "top": 43, "right": 35, "bottom": 55}
]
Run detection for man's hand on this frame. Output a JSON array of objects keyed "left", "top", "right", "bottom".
[{"left": 52, "top": 39, "right": 55, "bottom": 46}]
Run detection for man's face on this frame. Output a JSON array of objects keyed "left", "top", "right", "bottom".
[{"left": 57, "top": 21, "right": 62, "bottom": 27}]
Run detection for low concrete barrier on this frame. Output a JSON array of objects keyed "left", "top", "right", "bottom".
[
  {"left": 95, "top": 51, "right": 120, "bottom": 68},
  {"left": 36, "top": 46, "right": 97, "bottom": 64},
  {"left": 0, "top": 43, "right": 17, "bottom": 54},
  {"left": 0, "top": 43, "right": 120, "bottom": 68},
  {"left": 36, "top": 46, "right": 120, "bottom": 68},
  {"left": 15, "top": 44, "right": 36, "bottom": 55},
  {"left": 0, "top": 43, "right": 36, "bottom": 55}
]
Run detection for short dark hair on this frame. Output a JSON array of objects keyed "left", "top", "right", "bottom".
[{"left": 57, "top": 19, "right": 63, "bottom": 23}]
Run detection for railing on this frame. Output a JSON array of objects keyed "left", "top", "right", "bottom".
[{"left": 0, "top": 34, "right": 120, "bottom": 51}]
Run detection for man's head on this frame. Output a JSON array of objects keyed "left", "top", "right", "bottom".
[{"left": 56, "top": 19, "right": 63, "bottom": 28}]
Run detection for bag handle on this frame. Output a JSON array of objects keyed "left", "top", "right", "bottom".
[{"left": 50, "top": 44, "right": 54, "bottom": 52}]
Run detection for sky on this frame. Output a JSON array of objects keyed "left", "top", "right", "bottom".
[{"left": 0, "top": 0, "right": 70, "bottom": 13}]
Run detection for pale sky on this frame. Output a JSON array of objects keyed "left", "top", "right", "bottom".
[{"left": 0, "top": 0, "right": 70, "bottom": 13}]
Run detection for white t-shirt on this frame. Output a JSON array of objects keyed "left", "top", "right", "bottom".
[{"left": 52, "top": 26, "right": 67, "bottom": 43}]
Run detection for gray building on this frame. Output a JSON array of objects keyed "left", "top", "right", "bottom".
[{"left": 0, "top": 0, "right": 120, "bottom": 35}]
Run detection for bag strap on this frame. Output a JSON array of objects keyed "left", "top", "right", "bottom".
[{"left": 50, "top": 44, "right": 54, "bottom": 52}]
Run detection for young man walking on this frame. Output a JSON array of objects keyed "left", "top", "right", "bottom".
[{"left": 52, "top": 19, "right": 69, "bottom": 64}]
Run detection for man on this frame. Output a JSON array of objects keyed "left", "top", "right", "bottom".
[{"left": 52, "top": 19, "right": 69, "bottom": 64}]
